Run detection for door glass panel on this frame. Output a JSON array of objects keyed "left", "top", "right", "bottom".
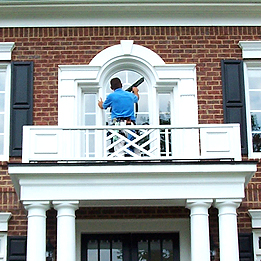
[
  {"left": 138, "top": 240, "right": 149, "bottom": 261},
  {"left": 82, "top": 233, "right": 179, "bottom": 261},
  {"left": 162, "top": 240, "right": 173, "bottom": 260},
  {"left": 150, "top": 240, "right": 161, "bottom": 261},
  {"left": 87, "top": 240, "right": 98, "bottom": 261}
]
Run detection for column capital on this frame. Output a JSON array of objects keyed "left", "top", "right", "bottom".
[
  {"left": 186, "top": 199, "right": 213, "bottom": 213},
  {"left": 214, "top": 199, "right": 242, "bottom": 215},
  {"left": 53, "top": 201, "right": 79, "bottom": 211},
  {"left": 23, "top": 201, "right": 50, "bottom": 211}
]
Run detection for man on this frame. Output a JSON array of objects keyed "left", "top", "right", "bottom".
[{"left": 98, "top": 77, "right": 139, "bottom": 156}]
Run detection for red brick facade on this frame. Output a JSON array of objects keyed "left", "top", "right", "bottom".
[{"left": 1, "top": 26, "right": 261, "bottom": 257}]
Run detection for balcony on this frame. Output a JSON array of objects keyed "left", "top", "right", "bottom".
[{"left": 22, "top": 123, "right": 242, "bottom": 163}]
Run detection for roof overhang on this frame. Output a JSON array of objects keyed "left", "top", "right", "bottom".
[
  {"left": 1, "top": 0, "right": 261, "bottom": 27},
  {"left": 8, "top": 160, "right": 257, "bottom": 208}
]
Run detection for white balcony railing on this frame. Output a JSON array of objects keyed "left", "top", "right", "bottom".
[{"left": 22, "top": 124, "right": 242, "bottom": 163}]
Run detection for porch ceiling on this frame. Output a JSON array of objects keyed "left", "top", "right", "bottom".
[{"left": 8, "top": 160, "right": 257, "bottom": 208}]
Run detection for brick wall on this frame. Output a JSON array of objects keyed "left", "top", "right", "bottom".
[{"left": 1, "top": 26, "right": 261, "bottom": 238}]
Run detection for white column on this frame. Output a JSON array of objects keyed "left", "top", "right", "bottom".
[
  {"left": 54, "top": 201, "right": 79, "bottom": 261},
  {"left": 186, "top": 199, "right": 213, "bottom": 261},
  {"left": 24, "top": 201, "right": 50, "bottom": 261},
  {"left": 215, "top": 199, "right": 241, "bottom": 261}
]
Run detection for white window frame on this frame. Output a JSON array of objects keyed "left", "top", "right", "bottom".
[
  {"left": 243, "top": 61, "right": 261, "bottom": 158},
  {"left": 0, "top": 42, "right": 15, "bottom": 161},
  {"left": 239, "top": 41, "right": 261, "bottom": 158},
  {"left": 0, "top": 233, "right": 7, "bottom": 261},
  {"left": 0, "top": 63, "right": 11, "bottom": 161}
]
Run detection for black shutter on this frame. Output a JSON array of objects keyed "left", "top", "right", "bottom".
[
  {"left": 221, "top": 59, "right": 248, "bottom": 155},
  {"left": 7, "top": 236, "right": 27, "bottom": 261},
  {"left": 239, "top": 233, "right": 254, "bottom": 261},
  {"left": 10, "top": 62, "right": 33, "bottom": 157}
]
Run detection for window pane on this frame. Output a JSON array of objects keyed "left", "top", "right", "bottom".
[
  {"left": 248, "top": 70, "right": 261, "bottom": 90},
  {"left": 159, "top": 93, "right": 171, "bottom": 125},
  {"left": 85, "top": 94, "right": 96, "bottom": 113},
  {"left": 251, "top": 113, "right": 261, "bottom": 131},
  {"left": 0, "top": 93, "right": 4, "bottom": 112},
  {"left": 0, "top": 114, "right": 4, "bottom": 133},
  {"left": 0, "top": 135, "right": 3, "bottom": 155},
  {"left": 0, "top": 71, "right": 6, "bottom": 91},
  {"left": 85, "top": 115, "right": 96, "bottom": 126},
  {"left": 250, "top": 91, "right": 261, "bottom": 110},
  {"left": 136, "top": 113, "right": 149, "bottom": 125},
  {"left": 252, "top": 133, "right": 261, "bottom": 152}
]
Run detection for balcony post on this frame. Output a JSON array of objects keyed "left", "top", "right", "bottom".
[
  {"left": 214, "top": 199, "right": 242, "bottom": 261},
  {"left": 24, "top": 201, "right": 50, "bottom": 261},
  {"left": 54, "top": 201, "right": 79, "bottom": 261},
  {"left": 186, "top": 199, "right": 213, "bottom": 261}
]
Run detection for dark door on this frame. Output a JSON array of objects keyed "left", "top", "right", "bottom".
[{"left": 81, "top": 233, "right": 180, "bottom": 261}]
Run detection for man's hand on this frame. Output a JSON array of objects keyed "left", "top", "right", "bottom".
[
  {"left": 132, "top": 87, "right": 139, "bottom": 100},
  {"left": 98, "top": 98, "right": 104, "bottom": 109}
]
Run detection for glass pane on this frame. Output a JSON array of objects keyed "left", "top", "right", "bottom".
[
  {"left": 85, "top": 115, "right": 96, "bottom": 126},
  {"left": 250, "top": 91, "right": 261, "bottom": 110},
  {"left": 138, "top": 94, "right": 148, "bottom": 112},
  {"left": 248, "top": 70, "right": 261, "bottom": 90},
  {"left": 100, "top": 240, "right": 110, "bottom": 260},
  {"left": 252, "top": 133, "right": 261, "bottom": 152},
  {"left": 136, "top": 113, "right": 150, "bottom": 125},
  {"left": 0, "top": 135, "right": 3, "bottom": 155},
  {"left": 87, "top": 240, "right": 98, "bottom": 261},
  {"left": 159, "top": 93, "right": 171, "bottom": 125},
  {"left": 138, "top": 240, "right": 149, "bottom": 261},
  {"left": 251, "top": 113, "right": 261, "bottom": 131},
  {"left": 150, "top": 240, "right": 161, "bottom": 261},
  {"left": 85, "top": 94, "right": 96, "bottom": 113},
  {"left": 112, "top": 240, "right": 123, "bottom": 261},
  {"left": 0, "top": 71, "right": 6, "bottom": 91},
  {"left": 0, "top": 114, "right": 4, "bottom": 133},
  {"left": 162, "top": 240, "right": 173, "bottom": 260},
  {"left": 0, "top": 93, "right": 4, "bottom": 112}
]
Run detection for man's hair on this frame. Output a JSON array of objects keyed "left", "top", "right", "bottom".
[{"left": 110, "top": 77, "right": 122, "bottom": 90}]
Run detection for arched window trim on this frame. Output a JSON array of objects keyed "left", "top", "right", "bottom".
[{"left": 58, "top": 41, "right": 198, "bottom": 126}]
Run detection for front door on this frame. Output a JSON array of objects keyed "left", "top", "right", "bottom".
[{"left": 81, "top": 233, "right": 180, "bottom": 261}]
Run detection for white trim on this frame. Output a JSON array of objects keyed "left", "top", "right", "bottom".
[
  {"left": 239, "top": 41, "right": 261, "bottom": 59},
  {"left": 0, "top": 233, "right": 7, "bottom": 261},
  {"left": 0, "top": 213, "right": 11, "bottom": 232},
  {"left": 243, "top": 60, "right": 261, "bottom": 159},
  {"left": 1, "top": 2, "right": 261, "bottom": 27},
  {"left": 76, "top": 218, "right": 191, "bottom": 261},
  {"left": 0, "top": 63, "right": 11, "bottom": 161},
  {"left": 0, "top": 43, "right": 15, "bottom": 61}
]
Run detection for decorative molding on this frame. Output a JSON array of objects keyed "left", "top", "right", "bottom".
[
  {"left": 239, "top": 41, "right": 261, "bottom": 59},
  {"left": 0, "top": 212, "right": 11, "bottom": 232},
  {"left": 1, "top": 2, "right": 261, "bottom": 27},
  {"left": 0, "top": 42, "right": 15, "bottom": 61}
]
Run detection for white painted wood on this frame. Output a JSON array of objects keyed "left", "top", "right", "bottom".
[
  {"left": 24, "top": 202, "right": 50, "bottom": 261},
  {"left": 215, "top": 200, "right": 242, "bottom": 261},
  {"left": 1, "top": 2, "right": 261, "bottom": 27}
]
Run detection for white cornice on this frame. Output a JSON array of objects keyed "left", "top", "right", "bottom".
[
  {"left": 239, "top": 41, "right": 261, "bottom": 59},
  {"left": 0, "top": 213, "right": 11, "bottom": 232},
  {"left": 0, "top": 1, "right": 261, "bottom": 27},
  {"left": 0, "top": 42, "right": 15, "bottom": 61}
]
